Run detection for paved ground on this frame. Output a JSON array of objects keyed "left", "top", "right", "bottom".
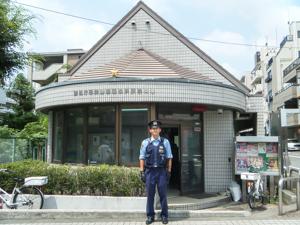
[
  {"left": 1, "top": 202, "right": 300, "bottom": 224},
  {"left": 1, "top": 220, "right": 300, "bottom": 225}
]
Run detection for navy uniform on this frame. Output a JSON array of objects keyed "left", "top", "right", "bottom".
[{"left": 139, "top": 120, "right": 173, "bottom": 224}]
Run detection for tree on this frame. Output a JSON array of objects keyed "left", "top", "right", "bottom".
[
  {"left": 0, "top": 0, "right": 35, "bottom": 86},
  {"left": 2, "top": 73, "right": 37, "bottom": 129},
  {"left": 17, "top": 114, "right": 48, "bottom": 139}
]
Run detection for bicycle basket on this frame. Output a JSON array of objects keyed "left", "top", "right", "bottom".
[{"left": 23, "top": 176, "right": 48, "bottom": 186}]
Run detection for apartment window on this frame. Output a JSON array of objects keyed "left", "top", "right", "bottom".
[
  {"left": 298, "top": 51, "right": 300, "bottom": 58},
  {"left": 298, "top": 31, "right": 300, "bottom": 38}
]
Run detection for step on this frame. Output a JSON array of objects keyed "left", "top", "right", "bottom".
[
  {"left": 0, "top": 209, "right": 250, "bottom": 220},
  {"left": 167, "top": 195, "right": 231, "bottom": 210},
  {"left": 282, "top": 189, "right": 296, "bottom": 205}
]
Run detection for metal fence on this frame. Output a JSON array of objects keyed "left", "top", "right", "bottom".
[{"left": 0, "top": 138, "right": 47, "bottom": 163}]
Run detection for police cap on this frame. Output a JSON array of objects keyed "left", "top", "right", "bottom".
[{"left": 148, "top": 120, "right": 162, "bottom": 129}]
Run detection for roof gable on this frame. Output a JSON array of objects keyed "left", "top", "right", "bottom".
[
  {"left": 70, "top": 48, "right": 214, "bottom": 82},
  {"left": 68, "top": 1, "right": 249, "bottom": 94}
]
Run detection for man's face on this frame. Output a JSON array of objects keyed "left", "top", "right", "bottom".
[{"left": 149, "top": 127, "right": 161, "bottom": 137}]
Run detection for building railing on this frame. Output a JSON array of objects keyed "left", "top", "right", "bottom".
[
  {"left": 266, "top": 58, "right": 273, "bottom": 71},
  {"left": 283, "top": 57, "right": 300, "bottom": 77},
  {"left": 275, "top": 83, "right": 299, "bottom": 96}
]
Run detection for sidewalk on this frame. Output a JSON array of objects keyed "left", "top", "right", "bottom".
[{"left": 0, "top": 202, "right": 300, "bottom": 224}]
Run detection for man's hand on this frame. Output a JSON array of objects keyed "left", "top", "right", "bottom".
[{"left": 140, "top": 170, "right": 146, "bottom": 183}]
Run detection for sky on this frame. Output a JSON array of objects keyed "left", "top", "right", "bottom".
[{"left": 17, "top": 0, "right": 300, "bottom": 79}]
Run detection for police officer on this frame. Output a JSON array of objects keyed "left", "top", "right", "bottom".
[{"left": 139, "top": 120, "right": 173, "bottom": 224}]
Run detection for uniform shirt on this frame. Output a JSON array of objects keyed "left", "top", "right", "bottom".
[{"left": 139, "top": 136, "right": 173, "bottom": 160}]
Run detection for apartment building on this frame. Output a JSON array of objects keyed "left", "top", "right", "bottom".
[
  {"left": 27, "top": 49, "right": 86, "bottom": 89},
  {"left": 242, "top": 47, "right": 276, "bottom": 135}
]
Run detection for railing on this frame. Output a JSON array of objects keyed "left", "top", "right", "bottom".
[
  {"left": 275, "top": 83, "right": 299, "bottom": 96},
  {"left": 283, "top": 57, "right": 300, "bottom": 77},
  {"left": 278, "top": 166, "right": 300, "bottom": 215},
  {"left": 266, "top": 58, "right": 273, "bottom": 71},
  {"left": 32, "top": 63, "right": 63, "bottom": 82}
]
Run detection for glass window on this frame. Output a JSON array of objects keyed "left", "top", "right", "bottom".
[
  {"left": 298, "top": 31, "right": 300, "bottom": 38},
  {"left": 121, "top": 107, "right": 148, "bottom": 165},
  {"left": 53, "top": 111, "right": 63, "bottom": 162},
  {"left": 65, "top": 108, "right": 84, "bottom": 163},
  {"left": 87, "top": 105, "right": 115, "bottom": 165}
]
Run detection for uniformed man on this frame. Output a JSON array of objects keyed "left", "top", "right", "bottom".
[{"left": 139, "top": 120, "right": 173, "bottom": 224}]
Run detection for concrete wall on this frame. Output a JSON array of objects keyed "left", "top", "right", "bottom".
[
  {"left": 43, "top": 195, "right": 146, "bottom": 210},
  {"left": 203, "top": 110, "right": 234, "bottom": 193}
]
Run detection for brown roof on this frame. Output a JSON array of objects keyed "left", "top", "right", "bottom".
[{"left": 70, "top": 48, "right": 214, "bottom": 82}]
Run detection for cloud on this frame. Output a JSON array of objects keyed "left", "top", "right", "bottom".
[{"left": 19, "top": 0, "right": 108, "bottom": 52}]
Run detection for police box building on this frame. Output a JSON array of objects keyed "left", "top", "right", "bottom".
[{"left": 35, "top": 1, "right": 264, "bottom": 194}]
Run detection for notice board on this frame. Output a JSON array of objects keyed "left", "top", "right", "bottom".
[{"left": 235, "top": 136, "right": 279, "bottom": 175}]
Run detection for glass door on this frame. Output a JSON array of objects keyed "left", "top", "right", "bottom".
[{"left": 180, "top": 123, "right": 203, "bottom": 194}]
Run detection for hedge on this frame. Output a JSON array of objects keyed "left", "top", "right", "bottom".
[{"left": 0, "top": 160, "right": 145, "bottom": 196}]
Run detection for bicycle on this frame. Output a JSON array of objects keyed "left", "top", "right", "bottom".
[
  {"left": 0, "top": 169, "right": 48, "bottom": 209},
  {"left": 241, "top": 167, "right": 268, "bottom": 209}
]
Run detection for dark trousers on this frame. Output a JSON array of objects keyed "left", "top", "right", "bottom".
[{"left": 145, "top": 167, "right": 168, "bottom": 218}]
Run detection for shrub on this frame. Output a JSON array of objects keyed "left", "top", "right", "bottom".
[{"left": 0, "top": 160, "right": 145, "bottom": 196}]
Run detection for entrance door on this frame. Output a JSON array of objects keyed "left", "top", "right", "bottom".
[
  {"left": 161, "top": 126, "right": 180, "bottom": 191},
  {"left": 180, "top": 124, "right": 203, "bottom": 194}
]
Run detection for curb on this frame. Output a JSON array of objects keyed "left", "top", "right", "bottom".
[{"left": 0, "top": 209, "right": 251, "bottom": 220}]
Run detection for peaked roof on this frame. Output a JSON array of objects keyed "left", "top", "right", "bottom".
[
  {"left": 70, "top": 48, "right": 214, "bottom": 82},
  {"left": 67, "top": 1, "right": 249, "bottom": 94}
]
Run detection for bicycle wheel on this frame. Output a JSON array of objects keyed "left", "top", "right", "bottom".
[
  {"left": 13, "top": 186, "right": 44, "bottom": 209},
  {"left": 248, "top": 191, "right": 263, "bottom": 209}
]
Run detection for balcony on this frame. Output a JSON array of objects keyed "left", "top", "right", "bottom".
[
  {"left": 281, "top": 109, "right": 300, "bottom": 127},
  {"left": 32, "top": 63, "right": 64, "bottom": 85},
  {"left": 287, "top": 113, "right": 300, "bottom": 127},
  {"left": 251, "top": 84, "right": 263, "bottom": 95},
  {"left": 273, "top": 84, "right": 300, "bottom": 109},
  {"left": 251, "top": 70, "right": 263, "bottom": 85},
  {"left": 283, "top": 57, "right": 300, "bottom": 83}
]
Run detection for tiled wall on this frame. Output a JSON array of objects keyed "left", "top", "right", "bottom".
[
  {"left": 47, "top": 111, "right": 53, "bottom": 163},
  {"left": 36, "top": 81, "right": 246, "bottom": 111},
  {"left": 246, "top": 96, "right": 265, "bottom": 135},
  {"left": 204, "top": 110, "right": 234, "bottom": 193},
  {"left": 73, "top": 9, "right": 233, "bottom": 86}
]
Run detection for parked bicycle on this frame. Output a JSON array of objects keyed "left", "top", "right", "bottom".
[
  {"left": 0, "top": 169, "right": 48, "bottom": 209},
  {"left": 241, "top": 166, "right": 268, "bottom": 209}
]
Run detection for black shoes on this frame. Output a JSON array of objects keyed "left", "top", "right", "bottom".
[
  {"left": 145, "top": 216, "right": 154, "bottom": 224},
  {"left": 161, "top": 216, "right": 168, "bottom": 224},
  {"left": 145, "top": 215, "right": 168, "bottom": 224}
]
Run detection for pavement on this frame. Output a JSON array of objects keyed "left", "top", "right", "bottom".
[{"left": 1, "top": 202, "right": 300, "bottom": 225}]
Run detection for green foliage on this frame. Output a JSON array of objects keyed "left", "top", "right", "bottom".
[
  {"left": 0, "top": 0, "right": 35, "bottom": 85},
  {"left": 17, "top": 113, "right": 48, "bottom": 139},
  {"left": 2, "top": 73, "right": 38, "bottom": 130},
  {"left": 0, "top": 160, "right": 145, "bottom": 196},
  {"left": 0, "top": 125, "right": 17, "bottom": 137}
]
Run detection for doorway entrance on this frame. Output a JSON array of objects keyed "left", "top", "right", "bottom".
[
  {"left": 161, "top": 122, "right": 203, "bottom": 195},
  {"left": 161, "top": 126, "right": 180, "bottom": 191}
]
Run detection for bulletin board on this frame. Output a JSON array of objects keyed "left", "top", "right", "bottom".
[{"left": 235, "top": 136, "right": 279, "bottom": 175}]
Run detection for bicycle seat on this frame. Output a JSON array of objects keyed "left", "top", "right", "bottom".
[{"left": 13, "top": 177, "right": 24, "bottom": 183}]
